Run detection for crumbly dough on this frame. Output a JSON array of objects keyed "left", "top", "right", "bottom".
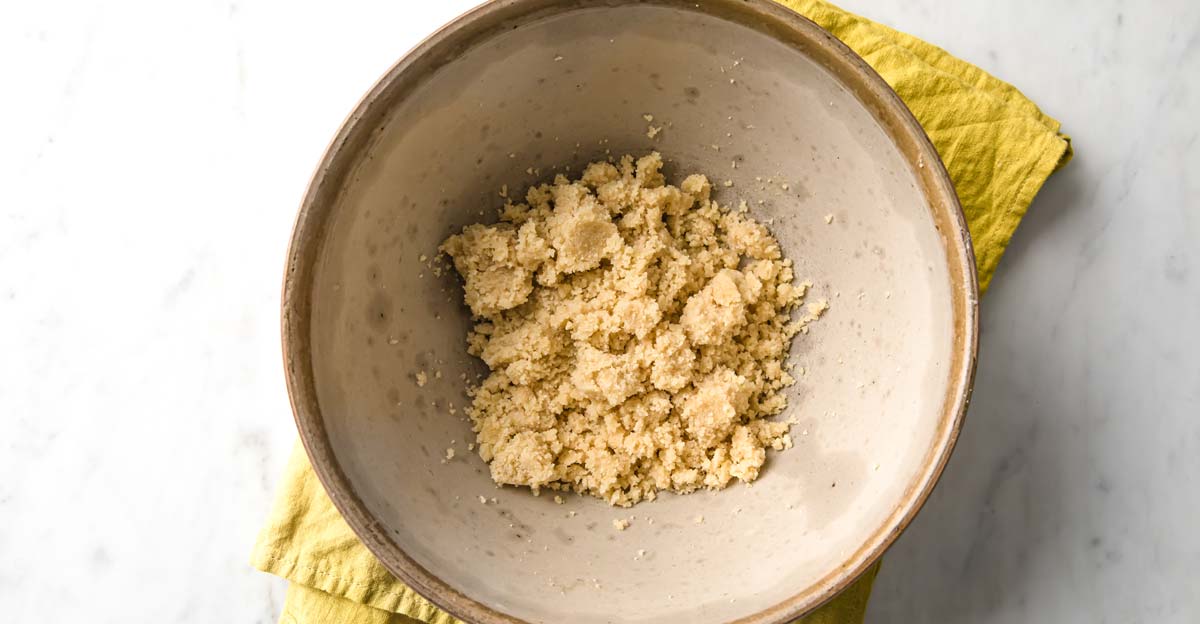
[{"left": 440, "top": 152, "right": 824, "bottom": 507}]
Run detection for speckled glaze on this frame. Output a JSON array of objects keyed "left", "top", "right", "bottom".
[{"left": 281, "top": 1, "right": 978, "bottom": 623}]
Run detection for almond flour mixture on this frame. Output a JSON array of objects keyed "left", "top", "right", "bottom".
[{"left": 440, "top": 152, "right": 825, "bottom": 506}]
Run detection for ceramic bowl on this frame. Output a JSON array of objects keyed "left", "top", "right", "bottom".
[{"left": 281, "top": 1, "right": 978, "bottom": 622}]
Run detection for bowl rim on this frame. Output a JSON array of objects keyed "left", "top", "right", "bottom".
[{"left": 280, "top": 1, "right": 980, "bottom": 622}]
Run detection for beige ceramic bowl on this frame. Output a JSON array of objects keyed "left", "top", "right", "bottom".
[{"left": 282, "top": 1, "right": 978, "bottom": 623}]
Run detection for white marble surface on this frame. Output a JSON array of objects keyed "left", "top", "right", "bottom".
[{"left": 1, "top": 1, "right": 1196, "bottom": 622}]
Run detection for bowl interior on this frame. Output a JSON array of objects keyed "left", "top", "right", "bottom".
[{"left": 292, "top": 2, "right": 972, "bottom": 623}]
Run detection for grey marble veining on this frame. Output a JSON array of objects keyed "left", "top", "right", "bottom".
[{"left": 0, "top": 1, "right": 1196, "bottom": 623}]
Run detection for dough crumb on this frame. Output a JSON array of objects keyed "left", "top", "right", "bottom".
[
  {"left": 695, "top": 515, "right": 704, "bottom": 524},
  {"left": 554, "top": 495, "right": 564, "bottom": 505},
  {"left": 478, "top": 496, "right": 488, "bottom": 504},
  {"left": 414, "top": 371, "right": 428, "bottom": 387},
  {"left": 613, "top": 518, "right": 630, "bottom": 531},
  {"left": 444, "top": 447, "right": 455, "bottom": 460},
  {"left": 441, "top": 152, "right": 822, "bottom": 507},
  {"left": 646, "top": 125, "right": 662, "bottom": 139},
  {"left": 824, "top": 213, "right": 834, "bottom": 224}
]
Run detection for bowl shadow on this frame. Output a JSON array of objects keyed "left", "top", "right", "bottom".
[{"left": 863, "top": 164, "right": 1088, "bottom": 622}]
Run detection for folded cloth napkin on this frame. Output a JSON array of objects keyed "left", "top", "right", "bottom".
[{"left": 251, "top": 1, "right": 1073, "bottom": 622}]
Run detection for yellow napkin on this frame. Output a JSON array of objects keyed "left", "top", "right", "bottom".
[{"left": 251, "top": 1, "right": 1072, "bottom": 622}]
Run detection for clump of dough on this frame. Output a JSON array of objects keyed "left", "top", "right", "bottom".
[{"left": 440, "top": 152, "right": 823, "bottom": 506}]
